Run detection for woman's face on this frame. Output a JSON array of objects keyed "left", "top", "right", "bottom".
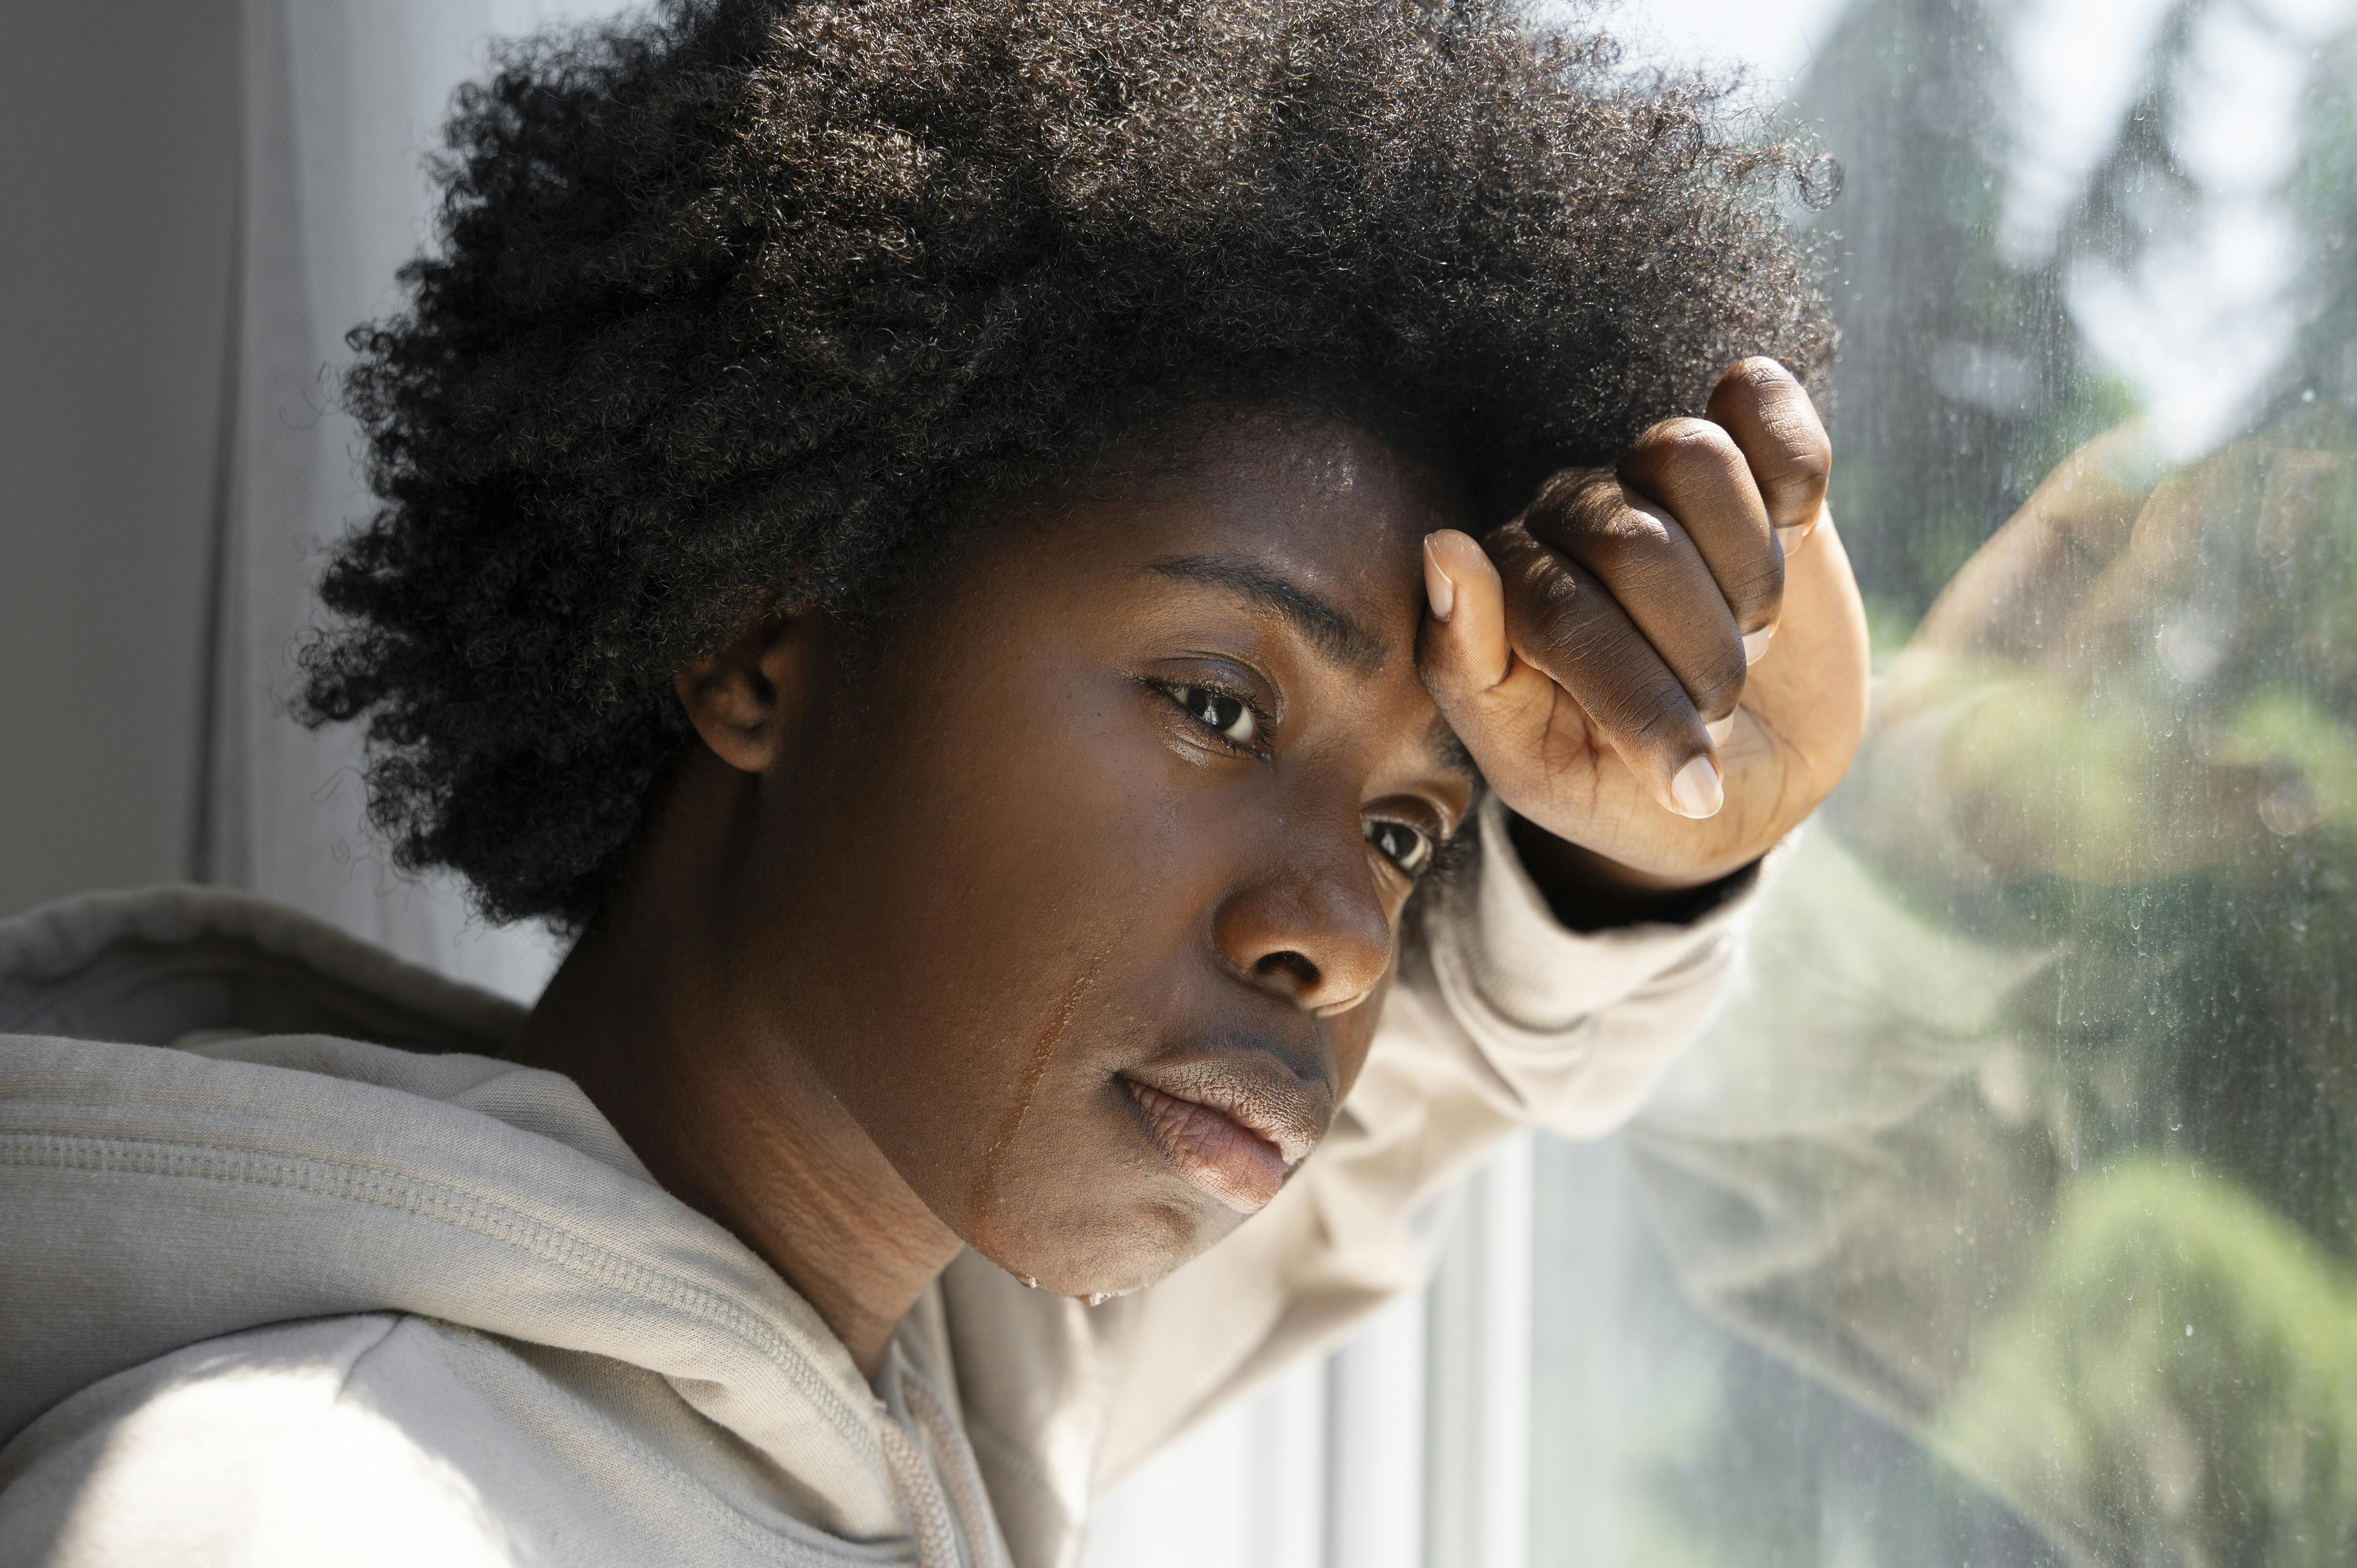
[{"left": 735, "top": 417, "right": 1474, "bottom": 1295}]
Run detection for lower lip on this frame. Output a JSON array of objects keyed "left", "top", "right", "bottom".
[{"left": 1125, "top": 1079, "right": 1288, "bottom": 1213}]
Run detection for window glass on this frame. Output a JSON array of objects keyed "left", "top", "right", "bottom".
[
  {"left": 1081, "top": 0, "right": 2357, "bottom": 1561},
  {"left": 1527, "top": 0, "right": 2357, "bottom": 1563}
]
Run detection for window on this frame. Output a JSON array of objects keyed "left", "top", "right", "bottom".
[{"left": 1089, "top": 0, "right": 2357, "bottom": 1561}]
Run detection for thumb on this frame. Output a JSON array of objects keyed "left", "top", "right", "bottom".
[
  {"left": 1419, "top": 529, "right": 1562, "bottom": 781},
  {"left": 1420, "top": 529, "right": 1511, "bottom": 696}
]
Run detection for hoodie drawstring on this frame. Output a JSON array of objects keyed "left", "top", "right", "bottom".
[
  {"left": 876, "top": 1411, "right": 963, "bottom": 1568},
  {"left": 900, "top": 1371, "right": 1014, "bottom": 1568}
]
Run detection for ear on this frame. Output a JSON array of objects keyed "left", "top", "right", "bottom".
[{"left": 673, "top": 612, "right": 818, "bottom": 774}]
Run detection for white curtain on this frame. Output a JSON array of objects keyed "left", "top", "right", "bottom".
[{"left": 201, "top": 0, "right": 633, "bottom": 999}]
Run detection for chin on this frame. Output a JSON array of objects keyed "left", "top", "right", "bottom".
[
  {"left": 979, "top": 1187, "right": 1233, "bottom": 1303},
  {"left": 952, "top": 1058, "right": 1293, "bottom": 1300}
]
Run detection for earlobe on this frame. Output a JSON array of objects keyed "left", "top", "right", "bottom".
[{"left": 672, "top": 613, "right": 810, "bottom": 774}]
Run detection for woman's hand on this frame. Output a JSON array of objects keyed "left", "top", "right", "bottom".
[{"left": 1419, "top": 358, "right": 1871, "bottom": 896}]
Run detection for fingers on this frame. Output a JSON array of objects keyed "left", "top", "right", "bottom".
[
  {"left": 1704, "top": 357, "right": 1831, "bottom": 554},
  {"left": 1520, "top": 469, "right": 1749, "bottom": 719},
  {"left": 1419, "top": 357, "right": 1836, "bottom": 831},
  {"left": 1614, "top": 417, "right": 1782, "bottom": 639},
  {"left": 1423, "top": 524, "right": 1723, "bottom": 819}
]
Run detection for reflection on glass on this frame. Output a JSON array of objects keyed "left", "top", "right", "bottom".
[{"left": 1528, "top": 0, "right": 2357, "bottom": 1563}]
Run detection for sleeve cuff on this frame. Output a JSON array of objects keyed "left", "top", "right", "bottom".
[{"left": 1429, "top": 792, "right": 1779, "bottom": 1041}]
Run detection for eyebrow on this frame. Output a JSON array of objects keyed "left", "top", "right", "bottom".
[
  {"left": 1145, "top": 552, "right": 1478, "bottom": 786},
  {"left": 1145, "top": 553, "right": 1388, "bottom": 675},
  {"left": 1426, "top": 715, "right": 1481, "bottom": 784}
]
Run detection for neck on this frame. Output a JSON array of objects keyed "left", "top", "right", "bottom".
[{"left": 509, "top": 761, "right": 963, "bottom": 1377}]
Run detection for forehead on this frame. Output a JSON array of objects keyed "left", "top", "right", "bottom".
[
  {"left": 1077, "top": 415, "right": 1468, "bottom": 650},
  {"left": 915, "top": 414, "right": 1479, "bottom": 786}
]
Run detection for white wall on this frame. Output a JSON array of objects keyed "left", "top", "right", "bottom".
[{"left": 0, "top": 0, "right": 240, "bottom": 917}]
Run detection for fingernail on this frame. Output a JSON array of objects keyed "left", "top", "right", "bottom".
[
  {"left": 1422, "top": 535, "right": 1456, "bottom": 623},
  {"left": 1705, "top": 715, "right": 1735, "bottom": 746},
  {"left": 1775, "top": 524, "right": 1808, "bottom": 558},
  {"left": 1669, "top": 755, "right": 1723, "bottom": 818},
  {"left": 1743, "top": 626, "right": 1775, "bottom": 664}
]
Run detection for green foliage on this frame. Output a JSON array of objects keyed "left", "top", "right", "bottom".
[
  {"left": 1942, "top": 1162, "right": 2357, "bottom": 1567},
  {"left": 1790, "top": 0, "right": 2131, "bottom": 627}
]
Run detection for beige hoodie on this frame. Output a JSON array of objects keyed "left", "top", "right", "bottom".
[{"left": 0, "top": 798, "right": 1759, "bottom": 1568}]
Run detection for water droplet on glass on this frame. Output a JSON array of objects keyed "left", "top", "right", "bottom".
[
  {"left": 2156, "top": 611, "right": 2228, "bottom": 686},
  {"left": 2260, "top": 776, "right": 2325, "bottom": 837}
]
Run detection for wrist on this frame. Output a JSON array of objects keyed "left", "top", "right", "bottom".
[{"left": 1504, "top": 810, "right": 1754, "bottom": 931}]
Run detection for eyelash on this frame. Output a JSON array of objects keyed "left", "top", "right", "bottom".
[{"left": 1155, "top": 681, "right": 1445, "bottom": 881}]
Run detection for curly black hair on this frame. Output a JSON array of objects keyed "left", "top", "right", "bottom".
[{"left": 301, "top": 0, "right": 1837, "bottom": 932}]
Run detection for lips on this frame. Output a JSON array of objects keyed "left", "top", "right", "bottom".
[{"left": 1120, "top": 1053, "right": 1331, "bottom": 1214}]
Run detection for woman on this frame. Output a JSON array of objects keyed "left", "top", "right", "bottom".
[{"left": 0, "top": 1, "right": 1868, "bottom": 1564}]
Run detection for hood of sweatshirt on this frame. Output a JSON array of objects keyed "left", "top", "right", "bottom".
[{"left": 0, "top": 885, "right": 942, "bottom": 1550}]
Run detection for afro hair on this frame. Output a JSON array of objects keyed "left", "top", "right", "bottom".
[{"left": 301, "top": 0, "right": 1837, "bottom": 932}]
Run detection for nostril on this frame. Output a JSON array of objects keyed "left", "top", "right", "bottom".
[{"left": 1255, "top": 950, "right": 1321, "bottom": 993}]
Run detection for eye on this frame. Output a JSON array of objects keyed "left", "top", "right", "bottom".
[
  {"left": 1364, "top": 818, "right": 1434, "bottom": 878},
  {"left": 1168, "top": 684, "right": 1260, "bottom": 748}
]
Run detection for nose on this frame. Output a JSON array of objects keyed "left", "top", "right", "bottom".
[{"left": 1210, "top": 825, "right": 1396, "bottom": 1016}]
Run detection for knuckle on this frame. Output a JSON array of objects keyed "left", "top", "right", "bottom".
[
  {"left": 1486, "top": 518, "right": 1541, "bottom": 563},
  {"left": 1624, "top": 419, "right": 1742, "bottom": 486},
  {"left": 1730, "top": 355, "right": 1797, "bottom": 390},
  {"left": 1709, "top": 358, "right": 1830, "bottom": 468},
  {"left": 1521, "top": 493, "right": 1617, "bottom": 561},
  {"left": 1565, "top": 485, "right": 1639, "bottom": 541},
  {"left": 1776, "top": 424, "right": 1832, "bottom": 484},
  {"left": 1575, "top": 508, "right": 1679, "bottom": 578},
  {"left": 1518, "top": 596, "right": 1618, "bottom": 675},
  {"left": 1749, "top": 421, "right": 1831, "bottom": 517},
  {"left": 1522, "top": 598, "right": 1599, "bottom": 665},
  {"left": 1516, "top": 467, "right": 1613, "bottom": 533},
  {"left": 1684, "top": 648, "right": 1746, "bottom": 717},
  {"left": 1598, "top": 681, "right": 1699, "bottom": 754},
  {"left": 1495, "top": 537, "right": 1570, "bottom": 602},
  {"left": 1486, "top": 524, "right": 1562, "bottom": 589},
  {"left": 1721, "top": 558, "right": 1786, "bottom": 621},
  {"left": 1637, "top": 416, "right": 1739, "bottom": 461},
  {"left": 1639, "top": 699, "right": 1705, "bottom": 752},
  {"left": 1551, "top": 474, "right": 1628, "bottom": 537},
  {"left": 1530, "top": 564, "right": 1585, "bottom": 617}
]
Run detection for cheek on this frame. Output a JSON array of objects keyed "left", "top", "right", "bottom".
[
  {"left": 1329, "top": 969, "right": 1395, "bottom": 1103},
  {"left": 774, "top": 653, "right": 1215, "bottom": 1231},
  {"left": 952, "top": 885, "right": 1403, "bottom": 1294}
]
